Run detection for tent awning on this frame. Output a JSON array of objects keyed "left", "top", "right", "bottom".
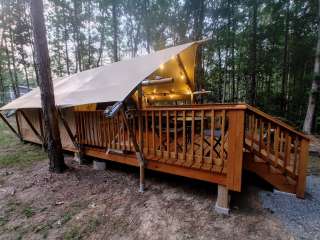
[{"left": 0, "top": 41, "right": 200, "bottom": 111}]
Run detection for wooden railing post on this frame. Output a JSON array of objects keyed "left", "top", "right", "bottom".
[
  {"left": 296, "top": 139, "right": 309, "bottom": 198},
  {"left": 226, "top": 109, "right": 245, "bottom": 192}
]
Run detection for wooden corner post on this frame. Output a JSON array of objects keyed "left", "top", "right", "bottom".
[{"left": 296, "top": 139, "right": 309, "bottom": 198}]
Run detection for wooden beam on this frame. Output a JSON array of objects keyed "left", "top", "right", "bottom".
[
  {"left": 20, "top": 110, "right": 43, "bottom": 143},
  {"left": 296, "top": 139, "right": 309, "bottom": 198},
  {"left": 176, "top": 54, "right": 193, "bottom": 90},
  {"left": 15, "top": 110, "right": 23, "bottom": 141},
  {"left": 0, "top": 112, "right": 20, "bottom": 139},
  {"left": 57, "top": 109, "right": 77, "bottom": 149}
]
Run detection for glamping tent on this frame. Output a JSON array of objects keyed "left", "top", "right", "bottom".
[{"left": 0, "top": 40, "right": 310, "bottom": 213}]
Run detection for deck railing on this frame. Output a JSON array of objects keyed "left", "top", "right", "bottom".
[
  {"left": 244, "top": 105, "right": 309, "bottom": 197},
  {"left": 74, "top": 104, "right": 247, "bottom": 192}
]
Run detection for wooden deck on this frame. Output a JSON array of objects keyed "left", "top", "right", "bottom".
[{"left": 13, "top": 103, "right": 310, "bottom": 198}]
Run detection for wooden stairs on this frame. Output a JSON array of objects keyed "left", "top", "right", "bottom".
[{"left": 243, "top": 105, "right": 309, "bottom": 198}]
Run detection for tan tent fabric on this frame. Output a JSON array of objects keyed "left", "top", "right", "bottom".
[{"left": 1, "top": 41, "right": 199, "bottom": 111}]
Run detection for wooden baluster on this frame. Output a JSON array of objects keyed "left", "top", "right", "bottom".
[
  {"left": 182, "top": 110, "right": 186, "bottom": 161},
  {"left": 259, "top": 119, "right": 264, "bottom": 152},
  {"left": 191, "top": 110, "right": 195, "bottom": 164},
  {"left": 210, "top": 110, "right": 215, "bottom": 167},
  {"left": 293, "top": 137, "right": 299, "bottom": 175},
  {"left": 80, "top": 113, "right": 85, "bottom": 145},
  {"left": 126, "top": 114, "right": 130, "bottom": 151},
  {"left": 279, "top": 131, "right": 284, "bottom": 157},
  {"left": 220, "top": 110, "right": 226, "bottom": 166},
  {"left": 91, "top": 112, "right": 95, "bottom": 146},
  {"left": 200, "top": 110, "right": 204, "bottom": 166},
  {"left": 274, "top": 126, "right": 280, "bottom": 165},
  {"left": 266, "top": 122, "right": 271, "bottom": 161},
  {"left": 77, "top": 113, "right": 81, "bottom": 145},
  {"left": 107, "top": 118, "right": 111, "bottom": 149},
  {"left": 174, "top": 110, "right": 177, "bottom": 159},
  {"left": 111, "top": 117, "right": 115, "bottom": 149},
  {"left": 121, "top": 113, "right": 125, "bottom": 150},
  {"left": 159, "top": 110, "right": 162, "bottom": 157},
  {"left": 145, "top": 111, "right": 149, "bottom": 155},
  {"left": 94, "top": 112, "right": 97, "bottom": 146},
  {"left": 152, "top": 111, "right": 155, "bottom": 156},
  {"left": 166, "top": 110, "right": 170, "bottom": 158},
  {"left": 250, "top": 114, "right": 256, "bottom": 151},
  {"left": 132, "top": 113, "right": 136, "bottom": 149},
  {"left": 119, "top": 113, "right": 122, "bottom": 149},
  {"left": 284, "top": 133, "right": 291, "bottom": 170},
  {"left": 87, "top": 112, "right": 92, "bottom": 145}
]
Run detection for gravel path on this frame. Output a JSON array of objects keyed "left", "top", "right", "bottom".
[{"left": 259, "top": 175, "right": 320, "bottom": 240}]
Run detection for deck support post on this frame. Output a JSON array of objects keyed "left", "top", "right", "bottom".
[
  {"left": 215, "top": 185, "right": 230, "bottom": 214},
  {"left": 121, "top": 107, "right": 146, "bottom": 193}
]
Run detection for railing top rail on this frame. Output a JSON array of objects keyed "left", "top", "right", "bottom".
[
  {"left": 245, "top": 104, "right": 310, "bottom": 141},
  {"left": 143, "top": 103, "right": 247, "bottom": 111}
]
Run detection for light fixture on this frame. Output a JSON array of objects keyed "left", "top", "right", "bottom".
[
  {"left": 171, "top": 55, "right": 176, "bottom": 60},
  {"left": 153, "top": 89, "right": 156, "bottom": 93},
  {"left": 180, "top": 74, "right": 185, "bottom": 80},
  {"left": 169, "top": 94, "right": 174, "bottom": 99},
  {"left": 159, "top": 64, "right": 164, "bottom": 70},
  {"left": 151, "top": 96, "right": 155, "bottom": 100}
]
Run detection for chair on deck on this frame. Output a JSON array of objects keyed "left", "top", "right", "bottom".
[{"left": 203, "top": 117, "right": 229, "bottom": 159}]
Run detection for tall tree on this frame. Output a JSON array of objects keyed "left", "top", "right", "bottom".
[
  {"left": 30, "top": 0, "right": 66, "bottom": 173},
  {"left": 111, "top": 0, "right": 119, "bottom": 62},
  {"left": 303, "top": 0, "right": 320, "bottom": 134},
  {"left": 249, "top": 0, "right": 258, "bottom": 105}
]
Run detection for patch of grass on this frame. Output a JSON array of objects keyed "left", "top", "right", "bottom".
[
  {"left": 0, "top": 119, "right": 46, "bottom": 168},
  {"left": 63, "top": 226, "right": 82, "bottom": 240},
  {"left": 22, "top": 206, "right": 35, "bottom": 218},
  {"left": 0, "top": 216, "right": 8, "bottom": 226},
  {"left": 61, "top": 211, "right": 73, "bottom": 225},
  {"left": 84, "top": 217, "right": 102, "bottom": 234}
]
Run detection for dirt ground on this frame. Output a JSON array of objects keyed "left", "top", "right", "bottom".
[{"left": 0, "top": 155, "right": 295, "bottom": 240}]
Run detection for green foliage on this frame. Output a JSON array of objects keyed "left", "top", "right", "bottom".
[{"left": 22, "top": 207, "right": 35, "bottom": 218}]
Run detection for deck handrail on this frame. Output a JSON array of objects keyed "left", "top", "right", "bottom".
[
  {"left": 245, "top": 104, "right": 309, "bottom": 141},
  {"left": 145, "top": 103, "right": 247, "bottom": 111},
  {"left": 244, "top": 104, "right": 309, "bottom": 198}
]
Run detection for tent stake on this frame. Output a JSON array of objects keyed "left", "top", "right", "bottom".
[{"left": 121, "top": 108, "right": 145, "bottom": 193}]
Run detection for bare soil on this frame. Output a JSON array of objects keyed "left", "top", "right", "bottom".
[{"left": 0, "top": 156, "right": 293, "bottom": 240}]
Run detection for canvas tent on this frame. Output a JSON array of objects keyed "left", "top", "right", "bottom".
[{"left": 0, "top": 41, "right": 201, "bottom": 111}]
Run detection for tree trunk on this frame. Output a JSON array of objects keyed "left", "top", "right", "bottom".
[
  {"left": 143, "top": 0, "right": 151, "bottom": 53},
  {"left": 303, "top": 0, "right": 320, "bottom": 134},
  {"left": 9, "top": 28, "right": 20, "bottom": 97},
  {"left": 112, "top": 0, "right": 119, "bottom": 62},
  {"left": 3, "top": 37, "right": 18, "bottom": 98},
  {"left": 62, "top": 7, "right": 70, "bottom": 75},
  {"left": 30, "top": 0, "right": 66, "bottom": 173},
  {"left": 250, "top": 0, "right": 258, "bottom": 105},
  {"left": 281, "top": 0, "right": 290, "bottom": 113},
  {"left": 73, "top": 0, "right": 82, "bottom": 72},
  {"left": 193, "top": 0, "right": 205, "bottom": 103}
]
